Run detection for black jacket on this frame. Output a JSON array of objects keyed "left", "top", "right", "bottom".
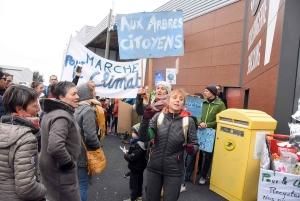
[
  {"left": 124, "top": 140, "right": 147, "bottom": 172},
  {"left": 218, "top": 92, "right": 227, "bottom": 108},
  {"left": 139, "top": 110, "right": 198, "bottom": 177}
]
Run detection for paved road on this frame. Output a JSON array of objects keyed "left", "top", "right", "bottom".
[{"left": 88, "top": 134, "right": 227, "bottom": 201}]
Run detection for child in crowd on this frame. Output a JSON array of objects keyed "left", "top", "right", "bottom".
[{"left": 123, "top": 123, "right": 147, "bottom": 201}]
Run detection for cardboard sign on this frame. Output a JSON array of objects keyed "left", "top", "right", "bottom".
[
  {"left": 258, "top": 168, "right": 300, "bottom": 201},
  {"left": 117, "top": 10, "right": 184, "bottom": 59},
  {"left": 197, "top": 128, "right": 216, "bottom": 153},
  {"left": 117, "top": 101, "right": 133, "bottom": 133}
]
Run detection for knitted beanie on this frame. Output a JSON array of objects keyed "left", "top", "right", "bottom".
[
  {"left": 205, "top": 85, "right": 218, "bottom": 97},
  {"left": 132, "top": 123, "right": 140, "bottom": 135},
  {"left": 157, "top": 81, "right": 172, "bottom": 95},
  {"left": 77, "top": 83, "right": 93, "bottom": 102}
]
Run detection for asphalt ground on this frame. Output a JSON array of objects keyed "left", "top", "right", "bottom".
[{"left": 87, "top": 134, "right": 227, "bottom": 201}]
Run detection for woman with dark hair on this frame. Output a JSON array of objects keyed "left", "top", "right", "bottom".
[
  {"left": 39, "top": 81, "right": 81, "bottom": 201},
  {"left": 75, "top": 82, "right": 102, "bottom": 201},
  {"left": 0, "top": 85, "right": 46, "bottom": 200},
  {"left": 31, "top": 81, "right": 44, "bottom": 97}
]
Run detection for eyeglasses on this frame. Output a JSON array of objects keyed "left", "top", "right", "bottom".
[
  {"left": 6, "top": 80, "right": 12, "bottom": 83},
  {"left": 1, "top": 77, "right": 6, "bottom": 81}
]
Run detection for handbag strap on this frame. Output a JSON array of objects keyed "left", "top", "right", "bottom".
[{"left": 81, "top": 138, "right": 88, "bottom": 150}]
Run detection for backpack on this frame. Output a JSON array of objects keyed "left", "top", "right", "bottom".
[{"left": 157, "top": 112, "right": 189, "bottom": 146}]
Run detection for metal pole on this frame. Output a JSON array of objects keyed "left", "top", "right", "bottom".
[{"left": 105, "top": 9, "right": 112, "bottom": 59}]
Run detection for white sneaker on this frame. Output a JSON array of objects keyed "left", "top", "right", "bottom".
[
  {"left": 180, "top": 185, "right": 186, "bottom": 193},
  {"left": 137, "top": 197, "right": 142, "bottom": 200},
  {"left": 199, "top": 177, "right": 206, "bottom": 185}
]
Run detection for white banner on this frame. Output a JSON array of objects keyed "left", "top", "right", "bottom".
[
  {"left": 258, "top": 168, "right": 300, "bottom": 201},
  {"left": 62, "top": 37, "right": 146, "bottom": 98}
]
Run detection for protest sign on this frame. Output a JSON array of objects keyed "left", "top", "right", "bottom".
[
  {"left": 185, "top": 96, "right": 203, "bottom": 122},
  {"left": 62, "top": 37, "right": 146, "bottom": 98},
  {"left": 154, "top": 70, "right": 164, "bottom": 86},
  {"left": 258, "top": 168, "right": 300, "bottom": 201},
  {"left": 117, "top": 10, "right": 184, "bottom": 59},
  {"left": 197, "top": 128, "right": 216, "bottom": 153},
  {"left": 166, "top": 68, "right": 176, "bottom": 85}
]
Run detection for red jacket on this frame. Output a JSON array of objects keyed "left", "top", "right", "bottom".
[{"left": 113, "top": 99, "right": 119, "bottom": 117}]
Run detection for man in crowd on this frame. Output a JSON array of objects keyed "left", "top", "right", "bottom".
[
  {"left": 4, "top": 72, "right": 13, "bottom": 88},
  {"left": 44, "top": 75, "right": 58, "bottom": 98},
  {"left": 216, "top": 84, "right": 227, "bottom": 108},
  {"left": 198, "top": 85, "right": 226, "bottom": 185},
  {"left": 0, "top": 71, "right": 6, "bottom": 96}
]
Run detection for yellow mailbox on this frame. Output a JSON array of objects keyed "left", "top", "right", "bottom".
[{"left": 209, "top": 109, "right": 277, "bottom": 201}]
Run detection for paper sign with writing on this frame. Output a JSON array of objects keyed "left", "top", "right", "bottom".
[
  {"left": 117, "top": 10, "right": 184, "bottom": 59},
  {"left": 62, "top": 37, "right": 146, "bottom": 98},
  {"left": 197, "top": 128, "right": 216, "bottom": 153},
  {"left": 185, "top": 96, "right": 203, "bottom": 122},
  {"left": 258, "top": 168, "right": 300, "bottom": 201}
]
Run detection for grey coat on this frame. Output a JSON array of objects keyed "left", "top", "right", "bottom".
[
  {"left": 39, "top": 99, "right": 81, "bottom": 201},
  {"left": 0, "top": 115, "right": 46, "bottom": 201},
  {"left": 75, "top": 102, "right": 101, "bottom": 167}
]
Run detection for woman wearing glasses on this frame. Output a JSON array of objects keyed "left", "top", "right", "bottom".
[
  {"left": 39, "top": 81, "right": 81, "bottom": 201},
  {"left": 0, "top": 71, "right": 6, "bottom": 96}
]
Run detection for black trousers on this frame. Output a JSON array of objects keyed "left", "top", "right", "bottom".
[
  {"left": 146, "top": 170, "right": 181, "bottom": 201},
  {"left": 130, "top": 170, "right": 144, "bottom": 200},
  {"left": 199, "top": 151, "right": 213, "bottom": 179}
]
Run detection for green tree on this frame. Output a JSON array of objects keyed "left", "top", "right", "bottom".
[{"left": 33, "top": 71, "right": 44, "bottom": 82}]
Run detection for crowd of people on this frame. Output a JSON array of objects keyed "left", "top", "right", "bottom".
[{"left": 0, "top": 69, "right": 227, "bottom": 201}]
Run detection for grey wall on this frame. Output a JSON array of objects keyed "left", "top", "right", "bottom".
[{"left": 274, "top": 0, "right": 300, "bottom": 133}]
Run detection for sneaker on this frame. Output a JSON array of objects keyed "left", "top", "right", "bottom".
[
  {"left": 137, "top": 197, "right": 142, "bottom": 200},
  {"left": 123, "top": 198, "right": 131, "bottom": 201},
  {"left": 109, "top": 129, "right": 112, "bottom": 133},
  {"left": 180, "top": 185, "right": 186, "bottom": 193},
  {"left": 199, "top": 177, "right": 206, "bottom": 185},
  {"left": 124, "top": 172, "right": 130, "bottom": 178},
  {"left": 122, "top": 139, "right": 130, "bottom": 144}
]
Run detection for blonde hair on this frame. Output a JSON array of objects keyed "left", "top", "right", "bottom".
[{"left": 168, "top": 88, "right": 187, "bottom": 104}]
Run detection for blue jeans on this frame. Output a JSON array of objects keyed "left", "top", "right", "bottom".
[
  {"left": 185, "top": 154, "right": 196, "bottom": 180},
  {"left": 78, "top": 167, "right": 90, "bottom": 201},
  {"left": 181, "top": 152, "right": 187, "bottom": 184}
]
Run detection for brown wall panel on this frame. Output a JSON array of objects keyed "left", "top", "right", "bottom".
[
  {"left": 211, "top": 42, "right": 242, "bottom": 66},
  {"left": 190, "top": 29, "right": 214, "bottom": 51},
  {"left": 191, "top": 12, "right": 215, "bottom": 34},
  {"left": 240, "top": 65, "right": 279, "bottom": 116},
  {"left": 184, "top": 20, "right": 192, "bottom": 36},
  {"left": 178, "top": 53, "right": 190, "bottom": 69},
  {"left": 187, "top": 67, "right": 211, "bottom": 86},
  {"left": 186, "top": 85, "right": 207, "bottom": 96},
  {"left": 185, "top": 36, "right": 192, "bottom": 52},
  {"left": 213, "top": 21, "right": 244, "bottom": 47},
  {"left": 215, "top": 0, "right": 246, "bottom": 27},
  {"left": 209, "top": 65, "right": 240, "bottom": 86},
  {"left": 188, "top": 48, "right": 212, "bottom": 68},
  {"left": 226, "top": 88, "right": 241, "bottom": 108},
  {"left": 176, "top": 68, "right": 188, "bottom": 86}
]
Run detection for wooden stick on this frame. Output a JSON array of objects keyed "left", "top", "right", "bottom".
[
  {"left": 193, "top": 150, "right": 200, "bottom": 184},
  {"left": 148, "top": 58, "right": 153, "bottom": 107},
  {"left": 141, "top": 59, "right": 144, "bottom": 86}
]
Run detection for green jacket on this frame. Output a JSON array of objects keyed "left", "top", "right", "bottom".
[{"left": 200, "top": 98, "right": 226, "bottom": 129}]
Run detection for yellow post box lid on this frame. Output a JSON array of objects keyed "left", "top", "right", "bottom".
[{"left": 216, "top": 109, "right": 277, "bottom": 130}]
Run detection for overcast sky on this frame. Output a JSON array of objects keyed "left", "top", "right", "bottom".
[{"left": 0, "top": 0, "right": 169, "bottom": 84}]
